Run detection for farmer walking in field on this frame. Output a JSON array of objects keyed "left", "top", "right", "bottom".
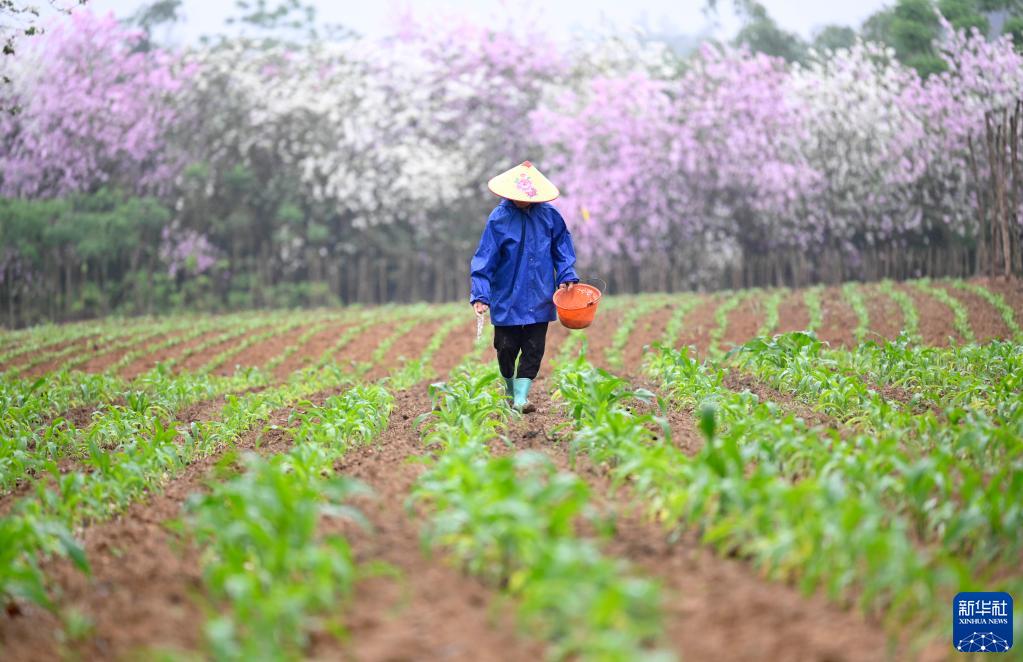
[{"left": 470, "top": 161, "right": 579, "bottom": 413}]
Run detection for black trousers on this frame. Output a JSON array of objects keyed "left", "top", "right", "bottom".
[{"left": 493, "top": 322, "right": 549, "bottom": 380}]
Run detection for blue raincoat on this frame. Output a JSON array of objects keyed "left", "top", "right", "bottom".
[{"left": 470, "top": 199, "right": 579, "bottom": 326}]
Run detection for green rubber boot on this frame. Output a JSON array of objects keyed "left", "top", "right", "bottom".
[
  {"left": 512, "top": 377, "right": 535, "bottom": 414},
  {"left": 503, "top": 377, "right": 514, "bottom": 403}
]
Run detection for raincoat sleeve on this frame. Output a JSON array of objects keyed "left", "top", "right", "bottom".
[
  {"left": 470, "top": 219, "right": 499, "bottom": 305},
  {"left": 551, "top": 208, "right": 579, "bottom": 285}
]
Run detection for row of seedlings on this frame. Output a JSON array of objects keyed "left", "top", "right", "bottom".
[
  {"left": 411, "top": 366, "right": 670, "bottom": 660},
  {"left": 184, "top": 384, "right": 393, "bottom": 658}
]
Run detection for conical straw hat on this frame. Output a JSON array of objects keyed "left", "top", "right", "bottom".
[{"left": 487, "top": 161, "right": 560, "bottom": 203}]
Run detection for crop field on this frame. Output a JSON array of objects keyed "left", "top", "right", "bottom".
[{"left": 1, "top": 276, "right": 1022, "bottom": 660}]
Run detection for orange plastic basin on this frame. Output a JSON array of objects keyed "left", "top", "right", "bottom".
[{"left": 552, "top": 283, "right": 602, "bottom": 329}]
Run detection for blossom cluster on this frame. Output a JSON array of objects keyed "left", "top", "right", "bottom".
[{"left": 1, "top": 9, "right": 1018, "bottom": 271}]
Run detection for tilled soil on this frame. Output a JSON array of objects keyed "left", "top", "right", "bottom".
[
  {"left": 1, "top": 335, "right": 98, "bottom": 374},
  {"left": 722, "top": 295, "right": 766, "bottom": 350},
  {"left": 0, "top": 397, "right": 307, "bottom": 660},
  {"left": 176, "top": 324, "right": 274, "bottom": 374},
  {"left": 775, "top": 290, "right": 810, "bottom": 334},
  {"left": 433, "top": 320, "right": 478, "bottom": 376},
  {"left": 210, "top": 322, "right": 317, "bottom": 376},
  {"left": 902, "top": 284, "right": 959, "bottom": 346},
  {"left": 3, "top": 283, "right": 1021, "bottom": 660},
  {"left": 676, "top": 295, "right": 719, "bottom": 356},
  {"left": 334, "top": 318, "right": 403, "bottom": 373},
  {"left": 77, "top": 330, "right": 183, "bottom": 375},
  {"left": 620, "top": 303, "right": 674, "bottom": 377},
  {"left": 119, "top": 329, "right": 223, "bottom": 379},
  {"left": 321, "top": 387, "right": 543, "bottom": 661},
  {"left": 863, "top": 284, "right": 906, "bottom": 342},
  {"left": 504, "top": 377, "right": 893, "bottom": 662},
  {"left": 582, "top": 308, "right": 625, "bottom": 370},
  {"left": 817, "top": 285, "right": 859, "bottom": 348},
  {"left": 365, "top": 318, "right": 445, "bottom": 382},
  {"left": 271, "top": 321, "right": 353, "bottom": 381},
  {"left": 937, "top": 282, "right": 1011, "bottom": 342}
]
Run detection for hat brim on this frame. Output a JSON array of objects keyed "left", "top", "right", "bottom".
[{"left": 487, "top": 181, "right": 560, "bottom": 203}]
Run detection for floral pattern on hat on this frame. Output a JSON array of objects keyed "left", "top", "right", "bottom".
[{"left": 515, "top": 172, "right": 538, "bottom": 198}]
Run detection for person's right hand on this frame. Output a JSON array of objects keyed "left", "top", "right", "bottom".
[{"left": 473, "top": 301, "right": 489, "bottom": 315}]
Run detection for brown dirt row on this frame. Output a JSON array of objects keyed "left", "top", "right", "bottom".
[
  {"left": 977, "top": 277, "right": 1023, "bottom": 323},
  {"left": 333, "top": 318, "right": 402, "bottom": 373},
  {"left": 176, "top": 324, "right": 279, "bottom": 374},
  {"left": 432, "top": 319, "right": 478, "bottom": 377},
  {"left": 581, "top": 308, "right": 625, "bottom": 370},
  {"left": 818, "top": 285, "right": 860, "bottom": 348},
  {"left": 364, "top": 318, "right": 445, "bottom": 382},
  {"left": 208, "top": 322, "right": 319, "bottom": 377},
  {"left": 721, "top": 295, "right": 766, "bottom": 351},
  {"left": 937, "top": 282, "right": 1011, "bottom": 342},
  {"left": 119, "top": 329, "right": 224, "bottom": 379},
  {"left": 0, "top": 334, "right": 99, "bottom": 374},
  {"left": 861, "top": 284, "right": 905, "bottom": 343},
  {"left": 776, "top": 289, "right": 810, "bottom": 334},
  {"left": 271, "top": 320, "right": 354, "bottom": 380},
  {"left": 320, "top": 387, "right": 543, "bottom": 660},
  {"left": 504, "top": 375, "right": 893, "bottom": 662},
  {"left": 675, "top": 295, "right": 720, "bottom": 357},
  {"left": 76, "top": 329, "right": 186, "bottom": 376},
  {"left": 620, "top": 302, "right": 675, "bottom": 376},
  {"left": 902, "top": 284, "right": 960, "bottom": 346}
]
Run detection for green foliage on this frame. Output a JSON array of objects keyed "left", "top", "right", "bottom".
[
  {"left": 613, "top": 338, "right": 1021, "bottom": 634},
  {"left": 187, "top": 384, "right": 391, "bottom": 659},
  {"left": 861, "top": 0, "right": 1023, "bottom": 72},
  {"left": 605, "top": 297, "right": 667, "bottom": 370},
  {"left": 0, "top": 308, "right": 412, "bottom": 614},
  {"left": 0, "top": 511, "right": 89, "bottom": 611},
  {"left": 414, "top": 365, "right": 669, "bottom": 660},
  {"left": 732, "top": 331, "right": 1023, "bottom": 571},
  {"left": 659, "top": 295, "right": 702, "bottom": 348},
  {"left": 733, "top": 2, "right": 809, "bottom": 63},
  {"left": 879, "top": 280, "right": 921, "bottom": 341},
  {"left": 812, "top": 25, "right": 857, "bottom": 52},
  {"left": 1005, "top": 16, "right": 1023, "bottom": 49},
  {"left": 952, "top": 280, "right": 1022, "bottom": 341},
  {"left": 802, "top": 285, "right": 824, "bottom": 333},
  {"left": 913, "top": 279, "right": 975, "bottom": 343},
  {"left": 842, "top": 282, "right": 871, "bottom": 343},
  {"left": 755, "top": 289, "right": 786, "bottom": 337},
  {"left": 707, "top": 290, "right": 749, "bottom": 358},
  {"left": 938, "top": 0, "right": 990, "bottom": 32}
]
